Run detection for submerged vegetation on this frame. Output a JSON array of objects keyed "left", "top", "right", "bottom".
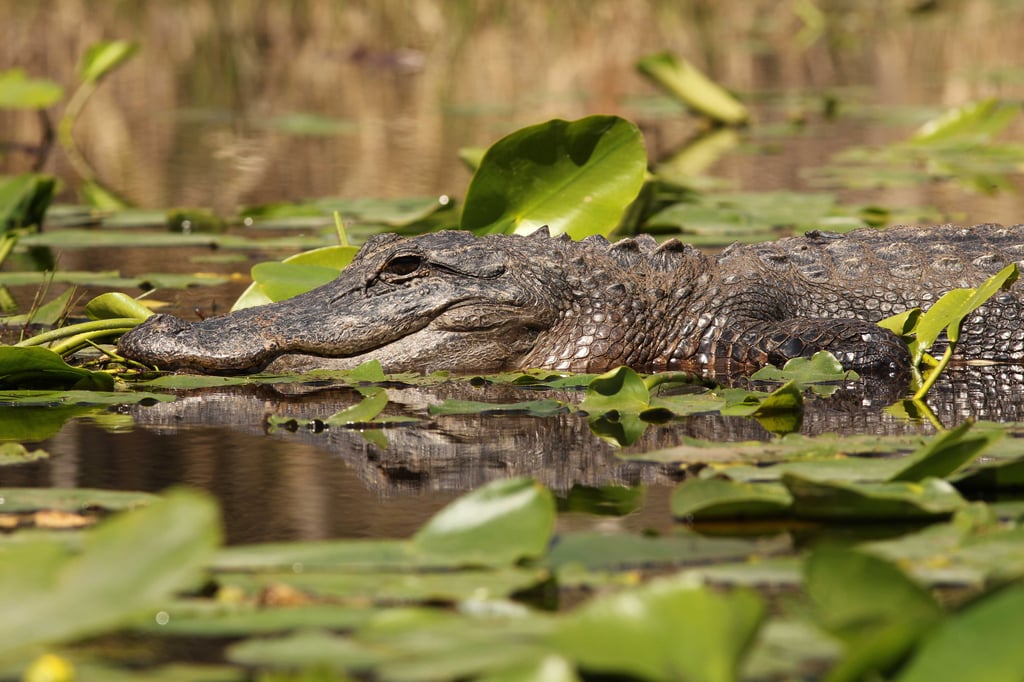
[{"left": 3, "top": 2, "right": 1024, "bottom": 678}]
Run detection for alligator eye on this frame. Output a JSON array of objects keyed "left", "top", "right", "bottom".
[{"left": 381, "top": 254, "right": 423, "bottom": 279}]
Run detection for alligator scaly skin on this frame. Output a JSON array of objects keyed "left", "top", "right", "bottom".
[{"left": 117, "top": 224, "right": 1024, "bottom": 376}]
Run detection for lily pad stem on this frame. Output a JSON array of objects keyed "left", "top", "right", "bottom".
[
  {"left": 16, "top": 317, "right": 142, "bottom": 349},
  {"left": 913, "top": 344, "right": 954, "bottom": 400}
]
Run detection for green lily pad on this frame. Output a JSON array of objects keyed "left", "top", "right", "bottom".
[
  {"left": 325, "top": 388, "right": 389, "bottom": 425},
  {"left": 461, "top": 116, "right": 647, "bottom": 238},
  {"left": 896, "top": 583, "right": 1024, "bottom": 682},
  {"left": 671, "top": 478, "right": 794, "bottom": 520},
  {"left": 806, "top": 547, "right": 943, "bottom": 682},
  {"left": 412, "top": 478, "right": 555, "bottom": 566},
  {"left": 785, "top": 474, "right": 966, "bottom": 520},
  {"left": 749, "top": 351, "right": 859, "bottom": 384},
  {"left": 0, "top": 487, "right": 157, "bottom": 513},
  {"left": 890, "top": 420, "right": 1002, "bottom": 483},
  {"left": 0, "top": 346, "right": 114, "bottom": 390},
  {"left": 0, "top": 488, "right": 219, "bottom": 658},
  {"left": 554, "top": 574, "right": 764, "bottom": 682}
]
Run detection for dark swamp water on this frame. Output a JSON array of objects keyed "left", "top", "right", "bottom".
[{"left": 5, "top": 0, "right": 1024, "bottom": 545}]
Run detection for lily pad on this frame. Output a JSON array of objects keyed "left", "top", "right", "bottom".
[
  {"left": 636, "top": 52, "right": 750, "bottom": 125},
  {"left": 554, "top": 574, "right": 764, "bottom": 682},
  {"left": 413, "top": 478, "right": 555, "bottom": 566},
  {"left": 461, "top": 116, "right": 647, "bottom": 238},
  {"left": 0, "top": 488, "right": 220, "bottom": 658},
  {"left": 0, "top": 346, "right": 114, "bottom": 390},
  {"left": 671, "top": 478, "right": 794, "bottom": 521}
]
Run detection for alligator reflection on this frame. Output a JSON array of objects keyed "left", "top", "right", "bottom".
[{"left": 124, "top": 366, "right": 1024, "bottom": 493}]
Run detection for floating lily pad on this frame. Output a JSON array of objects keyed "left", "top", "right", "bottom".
[
  {"left": 554, "top": 574, "right": 764, "bottom": 682},
  {"left": 0, "top": 443, "right": 48, "bottom": 465},
  {"left": 428, "top": 398, "right": 566, "bottom": 417},
  {"left": 0, "top": 488, "right": 219, "bottom": 659},
  {"left": 671, "top": 478, "right": 794, "bottom": 520},
  {"left": 0, "top": 346, "right": 114, "bottom": 390},
  {"left": 0, "top": 487, "right": 157, "bottom": 513},
  {"left": 413, "top": 478, "right": 555, "bottom": 566}
]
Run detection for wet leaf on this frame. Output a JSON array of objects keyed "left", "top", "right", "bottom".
[
  {"left": 647, "top": 191, "right": 842, "bottom": 238},
  {"left": 413, "top": 478, "right": 555, "bottom": 566},
  {"left": 0, "top": 346, "right": 114, "bottom": 390},
  {"left": 0, "top": 488, "right": 220, "bottom": 658},
  {"left": 78, "top": 41, "right": 139, "bottom": 84},
  {"left": 889, "top": 420, "right": 1002, "bottom": 482},
  {"left": 896, "top": 584, "right": 1024, "bottom": 682},
  {"left": 749, "top": 351, "right": 859, "bottom": 384},
  {"left": 0, "top": 69, "right": 64, "bottom": 109},
  {"left": 554, "top": 574, "right": 764, "bottom": 682},
  {"left": 671, "top": 478, "right": 794, "bottom": 520},
  {"left": 785, "top": 474, "right": 966, "bottom": 520},
  {"left": 325, "top": 388, "right": 389, "bottom": 425},
  {"left": 0, "top": 269, "right": 228, "bottom": 289},
  {"left": 461, "top": 116, "right": 646, "bottom": 238},
  {"left": 579, "top": 366, "right": 649, "bottom": 415},
  {"left": 636, "top": 52, "right": 750, "bottom": 125}
]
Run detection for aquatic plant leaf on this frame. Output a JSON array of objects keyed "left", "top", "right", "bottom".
[
  {"left": 227, "top": 628, "right": 384, "bottom": 671},
  {"left": 896, "top": 584, "right": 1024, "bottom": 682},
  {"left": 579, "top": 365, "right": 649, "bottom": 415},
  {"left": 413, "top": 478, "right": 555, "bottom": 566},
  {"left": 749, "top": 351, "right": 859, "bottom": 383},
  {"left": 545, "top": 531, "right": 791, "bottom": 573},
  {"left": 648, "top": 191, "right": 840, "bottom": 237},
  {"left": 0, "top": 488, "right": 220, "bottom": 658},
  {"left": 785, "top": 474, "right": 966, "bottom": 520},
  {"left": 0, "top": 269, "right": 227, "bottom": 289},
  {"left": 428, "top": 398, "right": 565, "bottom": 417},
  {"left": 0, "top": 69, "right": 64, "bottom": 109},
  {"left": 622, "top": 431, "right": 922, "bottom": 465},
  {"left": 0, "top": 173, "right": 56, "bottom": 231},
  {"left": 554, "top": 574, "right": 764, "bottom": 682},
  {"left": 0, "top": 346, "right": 114, "bottom": 390},
  {"left": 0, "top": 390, "right": 172, "bottom": 407},
  {"left": 78, "top": 41, "right": 139, "bottom": 84},
  {"left": 325, "top": 388, "right": 389, "bottom": 425},
  {"left": 806, "top": 547, "right": 942, "bottom": 682},
  {"left": 84, "top": 292, "right": 153, "bottom": 321},
  {"left": 556, "top": 485, "right": 644, "bottom": 516},
  {"left": 952, "top": 457, "right": 1024, "bottom": 490},
  {"left": 0, "top": 288, "right": 74, "bottom": 326},
  {"left": 461, "top": 116, "right": 646, "bottom": 238},
  {"left": 231, "top": 244, "right": 355, "bottom": 310},
  {"left": 221, "top": 566, "right": 545, "bottom": 604},
  {"left": 213, "top": 539, "right": 415, "bottom": 572},
  {"left": 671, "top": 478, "right": 794, "bottom": 520},
  {"left": 136, "top": 602, "right": 373, "bottom": 637},
  {"left": 636, "top": 52, "right": 750, "bottom": 125},
  {"left": 0, "top": 487, "right": 156, "bottom": 513},
  {"left": 910, "top": 98, "right": 1021, "bottom": 147},
  {"left": 0, "top": 442, "right": 48, "bottom": 465},
  {"left": 890, "top": 420, "right": 1002, "bottom": 482}
]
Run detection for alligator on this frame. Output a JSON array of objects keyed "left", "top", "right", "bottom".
[{"left": 117, "top": 223, "right": 1024, "bottom": 376}]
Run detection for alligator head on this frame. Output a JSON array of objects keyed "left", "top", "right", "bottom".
[{"left": 118, "top": 229, "right": 580, "bottom": 374}]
